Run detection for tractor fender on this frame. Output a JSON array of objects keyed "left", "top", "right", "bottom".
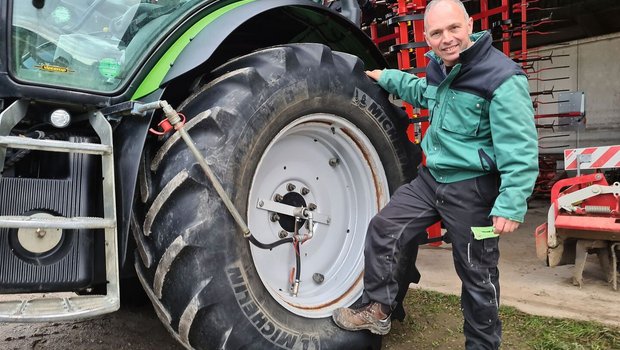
[{"left": 133, "top": 0, "right": 386, "bottom": 99}]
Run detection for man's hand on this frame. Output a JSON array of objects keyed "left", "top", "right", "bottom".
[
  {"left": 492, "top": 216, "right": 520, "bottom": 234},
  {"left": 365, "top": 69, "right": 383, "bottom": 81}
]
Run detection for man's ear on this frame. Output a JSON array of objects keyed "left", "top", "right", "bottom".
[
  {"left": 467, "top": 17, "right": 473, "bottom": 34},
  {"left": 424, "top": 32, "right": 431, "bottom": 47}
]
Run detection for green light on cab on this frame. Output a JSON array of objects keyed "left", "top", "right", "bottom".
[{"left": 99, "top": 58, "right": 121, "bottom": 79}]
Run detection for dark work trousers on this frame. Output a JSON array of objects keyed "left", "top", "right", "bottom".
[{"left": 362, "top": 166, "right": 502, "bottom": 350}]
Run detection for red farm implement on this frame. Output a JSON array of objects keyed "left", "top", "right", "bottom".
[{"left": 535, "top": 145, "right": 620, "bottom": 290}]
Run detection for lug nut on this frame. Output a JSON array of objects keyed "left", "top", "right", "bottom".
[
  {"left": 301, "top": 187, "right": 310, "bottom": 195},
  {"left": 287, "top": 183, "right": 296, "bottom": 191},
  {"left": 308, "top": 203, "right": 317, "bottom": 211},
  {"left": 329, "top": 158, "right": 340, "bottom": 167},
  {"left": 274, "top": 193, "right": 283, "bottom": 202},
  {"left": 278, "top": 230, "right": 288, "bottom": 239},
  {"left": 313, "top": 273, "right": 325, "bottom": 284},
  {"left": 36, "top": 228, "right": 46, "bottom": 238},
  {"left": 270, "top": 213, "right": 280, "bottom": 222}
]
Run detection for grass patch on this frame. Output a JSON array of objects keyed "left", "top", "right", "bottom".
[
  {"left": 500, "top": 305, "right": 620, "bottom": 350},
  {"left": 383, "top": 289, "right": 620, "bottom": 350}
]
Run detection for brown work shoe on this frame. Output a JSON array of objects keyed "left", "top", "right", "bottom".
[{"left": 332, "top": 302, "right": 391, "bottom": 335}]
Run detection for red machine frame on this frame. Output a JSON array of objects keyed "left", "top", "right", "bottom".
[{"left": 535, "top": 151, "right": 620, "bottom": 290}]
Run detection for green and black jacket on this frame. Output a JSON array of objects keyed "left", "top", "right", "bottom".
[{"left": 377, "top": 31, "right": 538, "bottom": 222}]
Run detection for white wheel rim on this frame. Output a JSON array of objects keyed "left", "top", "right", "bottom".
[{"left": 248, "top": 113, "right": 389, "bottom": 318}]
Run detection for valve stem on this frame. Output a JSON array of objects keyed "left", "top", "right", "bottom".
[{"left": 292, "top": 280, "right": 300, "bottom": 297}]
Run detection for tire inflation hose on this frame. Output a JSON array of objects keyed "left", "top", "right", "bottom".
[
  {"left": 295, "top": 239, "right": 301, "bottom": 282},
  {"left": 248, "top": 235, "right": 293, "bottom": 250}
]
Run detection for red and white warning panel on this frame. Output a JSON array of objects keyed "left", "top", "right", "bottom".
[{"left": 564, "top": 145, "right": 620, "bottom": 170}]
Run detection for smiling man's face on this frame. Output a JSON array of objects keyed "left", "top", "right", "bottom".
[{"left": 424, "top": 0, "right": 474, "bottom": 67}]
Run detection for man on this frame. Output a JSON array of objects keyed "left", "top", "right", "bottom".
[{"left": 332, "top": 0, "right": 538, "bottom": 348}]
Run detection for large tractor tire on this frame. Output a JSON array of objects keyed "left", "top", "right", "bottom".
[{"left": 133, "top": 43, "right": 417, "bottom": 349}]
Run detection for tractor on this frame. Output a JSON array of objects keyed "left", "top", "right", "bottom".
[{"left": 0, "top": 0, "right": 420, "bottom": 349}]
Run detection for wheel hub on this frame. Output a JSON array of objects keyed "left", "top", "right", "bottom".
[{"left": 277, "top": 191, "right": 307, "bottom": 232}]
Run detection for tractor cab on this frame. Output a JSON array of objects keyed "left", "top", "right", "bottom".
[{"left": 10, "top": 0, "right": 203, "bottom": 92}]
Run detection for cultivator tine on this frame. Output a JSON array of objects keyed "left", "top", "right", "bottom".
[
  {"left": 512, "top": 0, "right": 564, "bottom": 14},
  {"left": 502, "top": 14, "right": 566, "bottom": 38},
  {"left": 538, "top": 143, "right": 571, "bottom": 150},
  {"left": 530, "top": 87, "right": 570, "bottom": 97},
  {"left": 513, "top": 30, "right": 559, "bottom": 36},
  {"left": 532, "top": 98, "right": 570, "bottom": 109},
  {"left": 522, "top": 64, "right": 570, "bottom": 74},
  {"left": 514, "top": 51, "right": 570, "bottom": 64},
  {"left": 528, "top": 76, "right": 569, "bottom": 82},
  {"left": 536, "top": 134, "right": 570, "bottom": 149}
]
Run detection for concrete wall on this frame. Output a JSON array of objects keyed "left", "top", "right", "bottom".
[{"left": 528, "top": 32, "right": 620, "bottom": 153}]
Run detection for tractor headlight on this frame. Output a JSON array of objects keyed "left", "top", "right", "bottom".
[{"left": 50, "top": 109, "right": 71, "bottom": 128}]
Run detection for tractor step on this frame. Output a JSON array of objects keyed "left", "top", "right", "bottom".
[
  {"left": 0, "top": 216, "right": 115, "bottom": 229},
  {"left": 0, "top": 295, "right": 119, "bottom": 322},
  {"left": 0, "top": 101, "right": 119, "bottom": 321},
  {"left": 0, "top": 136, "right": 112, "bottom": 155}
]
